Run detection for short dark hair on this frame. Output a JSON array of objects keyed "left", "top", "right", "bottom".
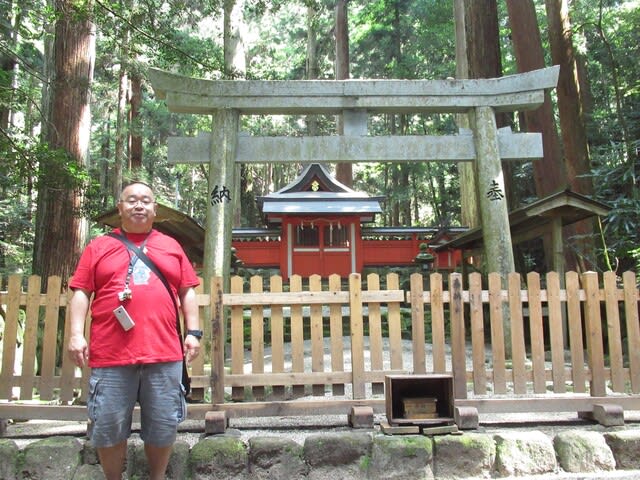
[
  {"left": 121, "top": 180, "right": 153, "bottom": 192},
  {"left": 118, "top": 181, "right": 155, "bottom": 203}
]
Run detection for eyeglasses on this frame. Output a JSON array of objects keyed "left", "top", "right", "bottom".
[{"left": 119, "top": 197, "right": 155, "bottom": 207}]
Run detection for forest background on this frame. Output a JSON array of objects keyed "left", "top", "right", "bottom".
[{"left": 0, "top": 0, "right": 638, "bottom": 285}]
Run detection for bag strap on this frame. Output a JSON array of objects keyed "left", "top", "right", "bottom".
[{"left": 107, "top": 232, "right": 183, "bottom": 342}]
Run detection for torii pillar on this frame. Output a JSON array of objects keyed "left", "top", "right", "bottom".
[
  {"left": 205, "top": 109, "right": 239, "bottom": 288},
  {"left": 472, "top": 106, "right": 516, "bottom": 276}
]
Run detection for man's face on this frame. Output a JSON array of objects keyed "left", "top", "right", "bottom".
[{"left": 117, "top": 183, "right": 157, "bottom": 233}]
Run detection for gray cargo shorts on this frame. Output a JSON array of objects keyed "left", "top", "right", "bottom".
[{"left": 87, "top": 361, "right": 186, "bottom": 448}]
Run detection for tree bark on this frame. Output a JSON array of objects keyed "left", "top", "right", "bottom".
[
  {"left": 334, "top": 0, "right": 352, "bottom": 187},
  {"left": 464, "top": 0, "right": 502, "bottom": 82},
  {"left": 454, "top": 0, "right": 479, "bottom": 230},
  {"left": 545, "top": 0, "right": 592, "bottom": 196},
  {"left": 114, "top": 58, "right": 128, "bottom": 197},
  {"left": 224, "top": 0, "right": 246, "bottom": 227},
  {"left": 465, "top": 0, "right": 515, "bottom": 203},
  {"left": 0, "top": 0, "right": 16, "bottom": 131},
  {"left": 33, "top": 0, "right": 95, "bottom": 283},
  {"left": 224, "top": 0, "right": 246, "bottom": 79},
  {"left": 306, "top": 3, "right": 319, "bottom": 138},
  {"left": 128, "top": 73, "right": 142, "bottom": 170},
  {"left": 545, "top": 0, "right": 595, "bottom": 271},
  {"left": 506, "top": 0, "right": 565, "bottom": 197},
  {"left": 506, "top": 0, "right": 567, "bottom": 276}
]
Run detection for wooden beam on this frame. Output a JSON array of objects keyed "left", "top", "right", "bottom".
[
  {"left": 168, "top": 131, "right": 543, "bottom": 164},
  {"left": 210, "top": 399, "right": 387, "bottom": 418},
  {"left": 456, "top": 396, "right": 640, "bottom": 414}
]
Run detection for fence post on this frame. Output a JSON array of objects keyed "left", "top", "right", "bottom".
[
  {"left": 410, "top": 273, "right": 426, "bottom": 374},
  {"left": 0, "top": 275, "right": 21, "bottom": 400},
  {"left": 488, "top": 272, "right": 506, "bottom": 394},
  {"left": 623, "top": 271, "right": 640, "bottom": 393},
  {"left": 349, "top": 273, "right": 365, "bottom": 399},
  {"left": 449, "top": 272, "right": 467, "bottom": 399},
  {"left": 40, "top": 276, "right": 62, "bottom": 401},
  {"left": 430, "top": 272, "right": 446, "bottom": 373},
  {"left": 582, "top": 271, "right": 606, "bottom": 397},
  {"left": 566, "top": 271, "right": 587, "bottom": 392},
  {"left": 603, "top": 271, "right": 624, "bottom": 392},
  {"left": 211, "top": 276, "right": 225, "bottom": 404},
  {"left": 21, "top": 275, "right": 42, "bottom": 401},
  {"left": 470, "top": 272, "right": 486, "bottom": 394}
]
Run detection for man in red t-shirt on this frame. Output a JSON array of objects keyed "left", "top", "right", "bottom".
[{"left": 68, "top": 182, "right": 201, "bottom": 480}]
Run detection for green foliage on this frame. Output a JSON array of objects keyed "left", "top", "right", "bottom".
[
  {"left": 0, "top": 196, "right": 34, "bottom": 275},
  {"left": 0, "top": 0, "right": 638, "bottom": 275}
]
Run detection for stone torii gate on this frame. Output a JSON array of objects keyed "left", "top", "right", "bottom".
[{"left": 148, "top": 66, "right": 559, "bottom": 285}]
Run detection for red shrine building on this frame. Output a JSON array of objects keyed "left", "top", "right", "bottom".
[
  {"left": 95, "top": 163, "right": 464, "bottom": 277},
  {"left": 232, "top": 163, "right": 463, "bottom": 278}
]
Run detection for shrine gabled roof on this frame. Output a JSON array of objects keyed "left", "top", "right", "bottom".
[
  {"left": 433, "top": 190, "right": 611, "bottom": 252},
  {"left": 258, "top": 163, "right": 383, "bottom": 215}
]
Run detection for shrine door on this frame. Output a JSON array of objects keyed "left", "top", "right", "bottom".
[{"left": 288, "top": 220, "right": 356, "bottom": 277}]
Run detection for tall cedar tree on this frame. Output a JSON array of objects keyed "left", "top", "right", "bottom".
[
  {"left": 224, "top": 0, "right": 246, "bottom": 228},
  {"left": 335, "top": 0, "right": 353, "bottom": 187},
  {"left": 506, "top": 0, "right": 565, "bottom": 197},
  {"left": 506, "top": 0, "right": 565, "bottom": 273},
  {"left": 0, "top": 0, "right": 16, "bottom": 131},
  {"left": 464, "top": 0, "right": 514, "bottom": 202},
  {"left": 33, "top": 0, "right": 95, "bottom": 283},
  {"left": 545, "top": 0, "right": 595, "bottom": 270}
]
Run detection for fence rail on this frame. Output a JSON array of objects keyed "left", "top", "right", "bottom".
[{"left": 1, "top": 271, "right": 639, "bottom": 422}]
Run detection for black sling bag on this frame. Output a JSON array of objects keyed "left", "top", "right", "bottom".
[{"left": 108, "top": 231, "right": 191, "bottom": 397}]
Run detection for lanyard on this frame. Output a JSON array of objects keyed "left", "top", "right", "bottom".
[{"left": 119, "top": 234, "right": 151, "bottom": 301}]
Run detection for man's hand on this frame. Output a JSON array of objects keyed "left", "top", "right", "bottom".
[
  {"left": 184, "top": 335, "right": 200, "bottom": 364},
  {"left": 68, "top": 334, "right": 89, "bottom": 367}
]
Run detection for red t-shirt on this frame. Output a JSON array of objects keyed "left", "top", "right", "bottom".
[{"left": 70, "top": 228, "right": 200, "bottom": 367}]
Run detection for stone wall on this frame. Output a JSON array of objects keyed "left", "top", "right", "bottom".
[{"left": 1, "top": 429, "right": 640, "bottom": 479}]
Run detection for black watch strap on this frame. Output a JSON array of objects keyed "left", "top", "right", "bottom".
[{"left": 186, "top": 329, "right": 203, "bottom": 340}]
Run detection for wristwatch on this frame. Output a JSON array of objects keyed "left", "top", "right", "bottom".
[{"left": 186, "top": 329, "right": 203, "bottom": 340}]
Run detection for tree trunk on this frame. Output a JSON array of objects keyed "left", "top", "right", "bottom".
[
  {"left": 306, "top": 3, "right": 319, "bottom": 138},
  {"left": 129, "top": 73, "right": 142, "bottom": 170},
  {"left": 224, "top": 0, "right": 246, "bottom": 79},
  {"left": 334, "top": 0, "right": 352, "bottom": 187},
  {"left": 545, "top": 0, "right": 592, "bottom": 196},
  {"left": 33, "top": 0, "right": 95, "bottom": 284},
  {"left": 224, "top": 0, "right": 246, "bottom": 228},
  {"left": 545, "top": 0, "right": 594, "bottom": 271},
  {"left": 454, "top": 0, "right": 479, "bottom": 230},
  {"left": 0, "top": 14, "right": 12, "bottom": 131},
  {"left": 464, "top": 0, "right": 502, "bottom": 82},
  {"left": 506, "top": 0, "right": 565, "bottom": 197},
  {"left": 465, "top": 0, "right": 516, "bottom": 202},
  {"left": 114, "top": 60, "right": 128, "bottom": 197},
  {"left": 506, "top": 0, "right": 567, "bottom": 276}
]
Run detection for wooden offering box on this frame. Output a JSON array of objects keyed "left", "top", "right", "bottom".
[{"left": 385, "top": 374, "right": 454, "bottom": 425}]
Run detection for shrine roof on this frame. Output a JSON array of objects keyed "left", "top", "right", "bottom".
[
  {"left": 434, "top": 190, "right": 611, "bottom": 252},
  {"left": 258, "top": 163, "right": 383, "bottom": 215}
]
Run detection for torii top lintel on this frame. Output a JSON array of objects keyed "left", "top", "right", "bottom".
[{"left": 148, "top": 66, "right": 559, "bottom": 116}]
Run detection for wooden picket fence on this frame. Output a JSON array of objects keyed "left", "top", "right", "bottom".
[{"left": 0, "top": 270, "right": 639, "bottom": 423}]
